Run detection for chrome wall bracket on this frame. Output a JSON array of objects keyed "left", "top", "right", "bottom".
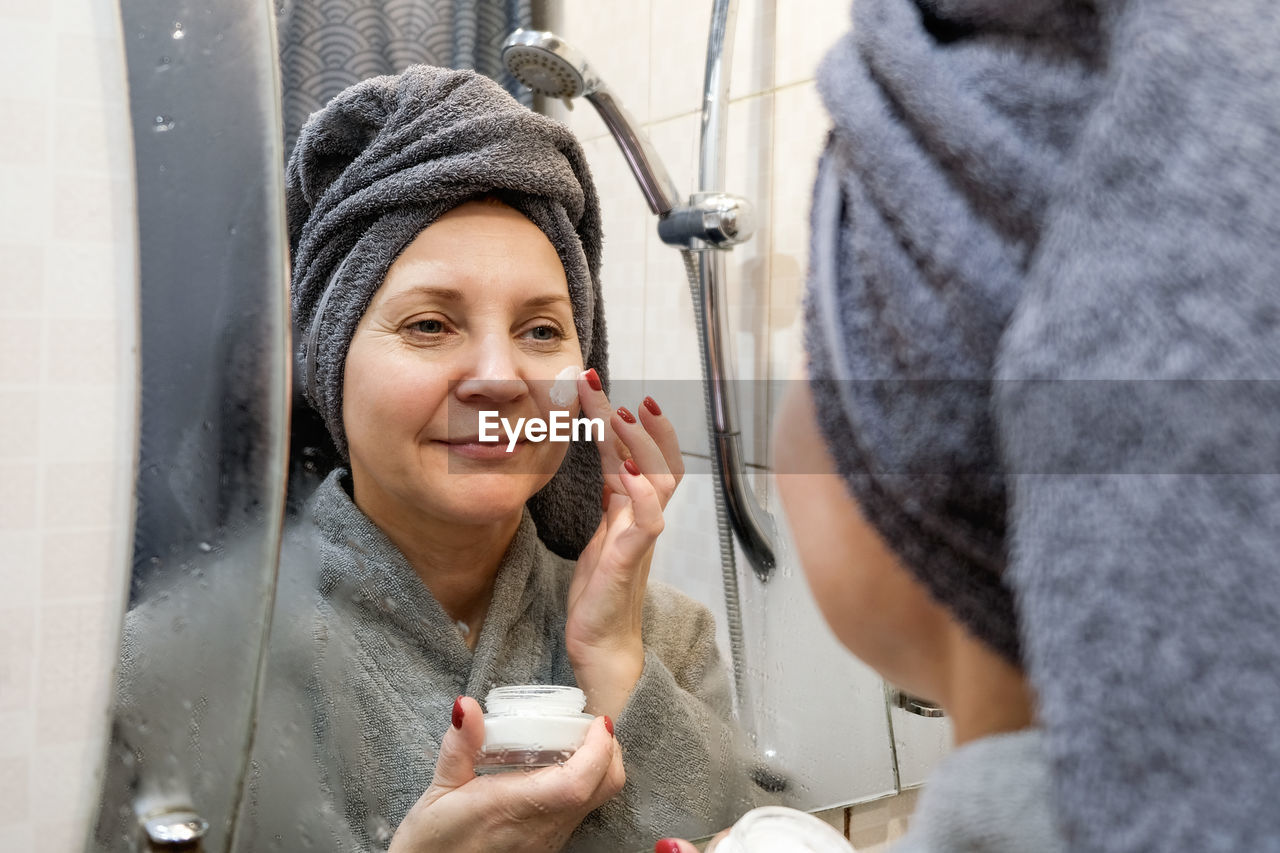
[{"left": 657, "top": 192, "right": 757, "bottom": 249}]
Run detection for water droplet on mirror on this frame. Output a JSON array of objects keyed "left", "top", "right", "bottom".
[
  {"left": 156, "top": 56, "right": 170, "bottom": 70},
  {"left": 172, "top": 23, "right": 184, "bottom": 40},
  {"left": 197, "top": 541, "right": 212, "bottom": 552},
  {"left": 366, "top": 816, "right": 392, "bottom": 844},
  {"left": 153, "top": 115, "right": 175, "bottom": 133}
]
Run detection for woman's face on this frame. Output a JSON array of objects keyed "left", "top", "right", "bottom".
[
  {"left": 342, "top": 200, "right": 584, "bottom": 528},
  {"left": 772, "top": 380, "right": 951, "bottom": 701}
]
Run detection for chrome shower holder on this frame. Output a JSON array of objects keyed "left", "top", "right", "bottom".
[
  {"left": 656, "top": 191, "right": 757, "bottom": 250},
  {"left": 503, "top": 12, "right": 778, "bottom": 583}
]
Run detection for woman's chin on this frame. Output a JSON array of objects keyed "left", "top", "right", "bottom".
[{"left": 436, "top": 474, "right": 547, "bottom": 524}]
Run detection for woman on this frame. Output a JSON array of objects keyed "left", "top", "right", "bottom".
[
  {"left": 663, "top": 0, "right": 1280, "bottom": 851},
  {"left": 251, "top": 64, "right": 773, "bottom": 853},
  {"left": 99, "top": 65, "right": 771, "bottom": 853}
]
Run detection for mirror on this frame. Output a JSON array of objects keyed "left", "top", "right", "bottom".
[{"left": 91, "top": 1, "right": 947, "bottom": 850}]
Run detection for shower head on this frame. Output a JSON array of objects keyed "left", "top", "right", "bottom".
[
  {"left": 502, "top": 29, "right": 598, "bottom": 99},
  {"left": 502, "top": 28, "right": 679, "bottom": 215}
]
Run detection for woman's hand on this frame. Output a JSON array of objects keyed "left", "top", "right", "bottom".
[
  {"left": 390, "top": 697, "right": 624, "bottom": 853},
  {"left": 654, "top": 838, "right": 708, "bottom": 853},
  {"left": 565, "top": 371, "right": 684, "bottom": 718},
  {"left": 654, "top": 832, "right": 730, "bottom": 852}
]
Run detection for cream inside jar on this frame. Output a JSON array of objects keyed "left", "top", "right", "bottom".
[{"left": 475, "top": 685, "right": 594, "bottom": 774}]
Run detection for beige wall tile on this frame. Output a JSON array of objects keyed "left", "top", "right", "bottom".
[
  {"left": 44, "top": 312, "right": 118, "bottom": 384},
  {"left": 0, "top": 166, "right": 54, "bottom": 245},
  {"left": 0, "top": 0, "right": 50, "bottom": 20},
  {"left": 2, "top": 0, "right": 133, "bottom": 844},
  {"left": 0, "top": 462, "right": 39, "bottom": 530},
  {"left": 848, "top": 789, "right": 918, "bottom": 850},
  {"left": 0, "top": 608, "right": 33, "bottom": 713},
  {"left": 0, "top": 316, "right": 43, "bottom": 384},
  {"left": 0, "top": 23, "right": 54, "bottom": 102},
  {"left": 54, "top": 0, "right": 122, "bottom": 38},
  {"left": 56, "top": 100, "right": 132, "bottom": 176},
  {"left": 648, "top": 453, "right": 733, "bottom": 660},
  {"left": 811, "top": 804, "right": 847, "bottom": 834},
  {"left": 648, "top": 0, "right": 712, "bottom": 122},
  {"left": 0, "top": 242, "right": 46, "bottom": 313},
  {"left": 41, "top": 528, "right": 116, "bottom": 601},
  {"left": 52, "top": 173, "right": 128, "bottom": 243},
  {"left": 55, "top": 34, "right": 126, "bottom": 104},
  {"left": 581, "top": 134, "right": 650, "bottom": 382},
  {"left": 38, "top": 386, "right": 116, "bottom": 461},
  {"left": 0, "top": 391, "right": 39, "bottom": 459},
  {"left": 0, "top": 99, "right": 48, "bottom": 167},
  {"left": 640, "top": 113, "right": 703, "bottom": 461},
  {"left": 0, "top": 532, "right": 39, "bottom": 606},
  {"left": 0, "top": 825, "right": 34, "bottom": 851},
  {"left": 722, "top": 94, "right": 773, "bottom": 466},
  {"left": 41, "top": 460, "right": 115, "bottom": 528},
  {"left": 37, "top": 601, "right": 111, "bottom": 710},
  {"left": 730, "top": 0, "right": 776, "bottom": 100},
  {"left": 0, "top": 755, "right": 29, "bottom": 825},
  {"left": 29, "top": 742, "right": 96, "bottom": 832},
  {"left": 0, "top": 710, "right": 33, "bottom": 758},
  {"left": 774, "top": 0, "right": 851, "bottom": 89},
  {"left": 45, "top": 241, "right": 124, "bottom": 316}
]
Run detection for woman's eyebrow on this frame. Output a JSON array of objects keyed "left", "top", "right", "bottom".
[
  {"left": 521, "top": 294, "right": 573, "bottom": 311},
  {"left": 381, "top": 285, "right": 465, "bottom": 310}
]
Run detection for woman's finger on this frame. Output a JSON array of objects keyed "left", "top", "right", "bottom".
[
  {"left": 654, "top": 839, "right": 702, "bottom": 853},
  {"left": 525, "top": 715, "right": 618, "bottom": 814},
  {"left": 617, "top": 459, "right": 664, "bottom": 541},
  {"left": 611, "top": 404, "right": 678, "bottom": 508},
  {"left": 704, "top": 828, "right": 733, "bottom": 852},
  {"left": 577, "top": 368, "right": 630, "bottom": 487},
  {"left": 638, "top": 395, "right": 685, "bottom": 489},
  {"left": 429, "top": 696, "right": 485, "bottom": 793},
  {"left": 583, "top": 718, "right": 626, "bottom": 812}
]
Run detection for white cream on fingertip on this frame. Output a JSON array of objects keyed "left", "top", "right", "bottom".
[{"left": 549, "top": 364, "right": 581, "bottom": 407}]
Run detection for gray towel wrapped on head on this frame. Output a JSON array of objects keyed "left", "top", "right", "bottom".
[
  {"left": 286, "top": 64, "right": 607, "bottom": 558},
  {"left": 809, "top": 1, "right": 1280, "bottom": 851}
]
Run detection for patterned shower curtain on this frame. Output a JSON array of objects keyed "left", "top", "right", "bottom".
[{"left": 275, "top": 0, "right": 533, "bottom": 153}]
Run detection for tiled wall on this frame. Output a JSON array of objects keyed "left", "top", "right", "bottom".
[
  {"left": 539, "top": 0, "right": 953, "bottom": 844},
  {"left": 0, "top": 0, "right": 136, "bottom": 849}
]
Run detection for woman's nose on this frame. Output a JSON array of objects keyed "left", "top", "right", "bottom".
[{"left": 453, "top": 338, "right": 529, "bottom": 403}]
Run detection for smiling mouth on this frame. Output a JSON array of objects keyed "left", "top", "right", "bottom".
[{"left": 439, "top": 438, "right": 528, "bottom": 460}]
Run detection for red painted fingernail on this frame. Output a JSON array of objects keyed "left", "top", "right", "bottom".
[
  {"left": 584, "top": 368, "right": 602, "bottom": 392},
  {"left": 643, "top": 396, "right": 662, "bottom": 416},
  {"left": 616, "top": 406, "right": 636, "bottom": 424},
  {"left": 452, "top": 697, "right": 465, "bottom": 729},
  {"left": 604, "top": 716, "right": 615, "bottom": 737},
  {"left": 624, "top": 459, "right": 640, "bottom": 476},
  {"left": 654, "top": 840, "right": 681, "bottom": 853}
]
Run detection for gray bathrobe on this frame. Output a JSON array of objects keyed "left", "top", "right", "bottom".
[
  {"left": 892, "top": 731, "right": 1064, "bottom": 853},
  {"left": 234, "top": 469, "right": 770, "bottom": 851}
]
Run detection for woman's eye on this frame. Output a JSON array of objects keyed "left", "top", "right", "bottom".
[
  {"left": 526, "top": 324, "right": 562, "bottom": 342},
  {"left": 410, "top": 319, "right": 446, "bottom": 334}
]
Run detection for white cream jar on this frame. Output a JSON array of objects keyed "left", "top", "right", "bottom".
[
  {"left": 475, "top": 685, "right": 594, "bottom": 774},
  {"left": 717, "top": 807, "right": 854, "bottom": 852}
]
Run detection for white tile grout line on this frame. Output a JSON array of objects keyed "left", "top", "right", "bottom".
[{"left": 574, "top": 79, "right": 818, "bottom": 146}]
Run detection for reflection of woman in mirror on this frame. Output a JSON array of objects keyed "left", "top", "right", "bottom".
[{"left": 247, "top": 65, "right": 774, "bottom": 852}]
